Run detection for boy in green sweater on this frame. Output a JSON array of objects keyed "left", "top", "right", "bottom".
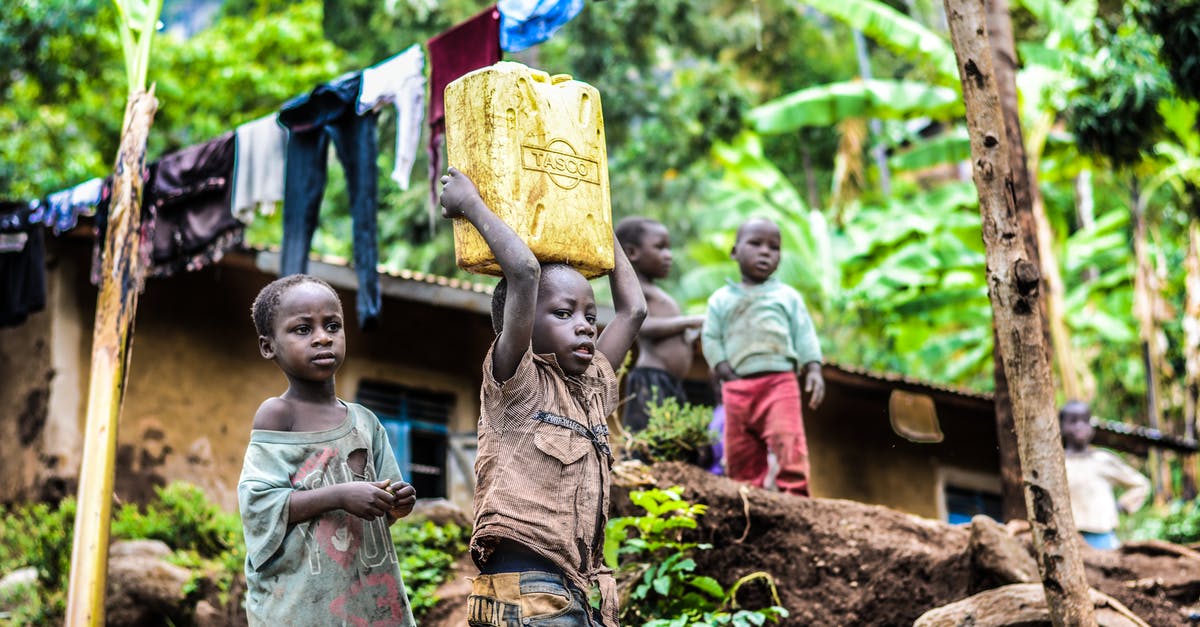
[{"left": 701, "top": 217, "right": 824, "bottom": 496}]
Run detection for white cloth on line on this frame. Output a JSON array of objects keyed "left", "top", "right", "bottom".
[
  {"left": 357, "top": 44, "right": 426, "bottom": 190},
  {"left": 232, "top": 114, "right": 287, "bottom": 224}
]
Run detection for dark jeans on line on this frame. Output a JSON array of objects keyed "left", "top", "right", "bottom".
[{"left": 279, "top": 72, "right": 382, "bottom": 330}]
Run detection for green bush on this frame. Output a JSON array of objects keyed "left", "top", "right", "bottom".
[
  {"left": 627, "top": 397, "right": 717, "bottom": 464},
  {"left": 607, "top": 487, "right": 787, "bottom": 626},
  {"left": 1122, "top": 499, "right": 1200, "bottom": 545},
  {"left": 0, "top": 483, "right": 471, "bottom": 624},
  {"left": 391, "top": 518, "right": 471, "bottom": 620}
]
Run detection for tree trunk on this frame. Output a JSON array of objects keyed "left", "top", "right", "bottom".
[
  {"left": 1184, "top": 221, "right": 1200, "bottom": 499},
  {"left": 984, "top": 0, "right": 1042, "bottom": 521},
  {"left": 992, "top": 328, "right": 1027, "bottom": 520},
  {"left": 942, "top": 2, "right": 1096, "bottom": 625},
  {"left": 1132, "top": 179, "right": 1170, "bottom": 503},
  {"left": 66, "top": 87, "right": 157, "bottom": 627}
]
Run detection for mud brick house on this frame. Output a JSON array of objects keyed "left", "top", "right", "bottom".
[{"left": 2, "top": 235, "right": 1192, "bottom": 520}]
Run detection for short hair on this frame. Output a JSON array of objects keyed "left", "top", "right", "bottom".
[
  {"left": 490, "top": 263, "right": 577, "bottom": 335},
  {"left": 615, "top": 217, "right": 662, "bottom": 250},
  {"left": 735, "top": 217, "right": 780, "bottom": 243},
  {"left": 1059, "top": 399, "right": 1090, "bottom": 421},
  {"left": 251, "top": 274, "right": 340, "bottom": 337}
]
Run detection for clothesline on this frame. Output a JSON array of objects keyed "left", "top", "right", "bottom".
[{"left": 0, "top": 0, "right": 585, "bottom": 331}]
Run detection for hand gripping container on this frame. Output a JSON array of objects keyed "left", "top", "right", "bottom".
[{"left": 444, "top": 61, "right": 614, "bottom": 277}]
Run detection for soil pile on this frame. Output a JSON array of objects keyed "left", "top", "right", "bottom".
[
  {"left": 611, "top": 462, "right": 1199, "bottom": 626},
  {"left": 423, "top": 462, "right": 1200, "bottom": 625}
]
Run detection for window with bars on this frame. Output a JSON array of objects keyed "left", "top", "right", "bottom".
[{"left": 357, "top": 380, "right": 455, "bottom": 500}]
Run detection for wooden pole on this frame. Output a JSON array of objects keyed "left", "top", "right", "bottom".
[
  {"left": 65, "top": 86, "right": 157, "bottom": 626},
  {"left": 1184, "top": 221, "right": 1200, "bottom": 499},
  {"left": 942, "top": 2, "right": 1096, "bottom": 624},
  {"left": 984, "top": 0, "right": 1040, "bottom": 521}
]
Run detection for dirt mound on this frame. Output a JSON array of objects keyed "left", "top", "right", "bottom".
[
  {"left": 611, "top": 462, "right": 1197, "bottom": 627},
  {"left": 422, "top": 462, "right": 1200, "bottom": 626}
]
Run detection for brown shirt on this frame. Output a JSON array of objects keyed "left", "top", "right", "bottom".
[{"left": 472, "top": 341, "right": 619, "bottom": 625}]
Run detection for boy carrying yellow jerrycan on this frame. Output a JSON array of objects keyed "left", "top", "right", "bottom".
[{"left": 444, "top": 61, "right": 613, "bottom": 277}]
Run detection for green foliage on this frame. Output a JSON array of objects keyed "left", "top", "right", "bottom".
[
  {"left": 390, "top": 518, "right": 471, "bottom": 620},
  {"left": 0, "top": 498, "right": 75, "bottom": 622},
  {"left": 1067, "top": 10, "right": 1172, "bottom": 167},
  {"left": 1123, "top": 500, "right": 1200, "bottom": 545},
  {"left": 608, "top": 488, "right": 787, "bottom": 626},
  {"left": 750, "top": 79, "right": 961, "bottom": 133},
  {"left": 111, "top": 0, "right": 163, "bottom": 93},
  {"left": 1135, "top": 0, "right": 1200, "bottom": 102},
  {"left": 627, "top": 397, "right": 716, "bottom": 464},
  {"left": 112, "top": 482, "right": 242, "bottom": 558}
]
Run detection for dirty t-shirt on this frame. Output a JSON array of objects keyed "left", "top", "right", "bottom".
[
  {"left": 1064, "top": 447, "right": 1150, "bottom": 534},
  {"left": 238, "top": 401, "right": 416, "bottom": 627},
  {"left": 701, "top": 278, "right": 822, "bottom": 377}
]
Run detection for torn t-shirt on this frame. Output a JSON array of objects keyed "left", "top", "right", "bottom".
[{"left": 237, "top": 401, "right": 415, "bottom": 627}]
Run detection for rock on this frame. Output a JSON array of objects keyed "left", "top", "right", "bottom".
[
  {"left": 412, "top": 498, "right": 471, "bottom": 528},
  {"left": 0, "top": 566, "right": 37, "bottom": 603},
  {"left": 105, "top": 554, "right": 192, "bottom": 626},
  {"left": 109, "top": 539, "right": 172, "bottom": 560},
  {"left": 914, "top": 583, "right": 1150, "bottom": 627},
  {"left": 967, "top": 515, "right": 1038, "bottom": 588},
  {"left": 193, "top": 600, "right": 222, "bottom": 627}
]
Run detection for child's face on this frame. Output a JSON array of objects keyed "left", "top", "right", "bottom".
[
  {"left": 260, "top": 282, "right": 346, "bottom": 382},
  {"left": 1060, "top": 406, "right": 1094, "bottom": 451},
  {"left": 731, "top": 220, "right": 781, "bottom": 284},
  {"left": 532, "top": 267, "right": 598, "bottom": 376},
  {"left": 627, "top": 223, "right": 673, "bottom": 280}
]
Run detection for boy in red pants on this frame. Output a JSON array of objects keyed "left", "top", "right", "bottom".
[{"left": 701, "top": 217, "right": 824, "bottom": 496}]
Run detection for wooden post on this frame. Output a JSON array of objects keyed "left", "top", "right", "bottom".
[
  {"left": 65, "top": 87, "right": 157, "bottom": 626},
  {"left": 984, "top": 0, "right": 1041, "bottom": 521},
  {"left": 1132, "top": 179, "right": 1170, "bottom": 503},
  {"left": 942, "top": 2, "right": 1096, "bottom": 625},
  {"left": 1184, "top": 221, "right": 1200, "bottom": 499}
]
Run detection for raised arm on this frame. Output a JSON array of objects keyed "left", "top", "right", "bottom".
[
  {"left": 596, "top": 235, "right": 648, "bottom": 371},
  {"left": 639, "top": 315, "right": 705, "bottom": 340},
  {"left": 441, "top": 168, "right": 539, "bottom": 381}
]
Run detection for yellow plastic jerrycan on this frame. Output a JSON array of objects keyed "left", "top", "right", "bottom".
[{"left": 445, "top": 61, "right": 613, "bottom": 278}]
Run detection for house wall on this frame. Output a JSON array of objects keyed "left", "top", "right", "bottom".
[
  {"left": 806, "top": 374, "right": 1000, "bottom": 519},
  {"left": 6, "top": 240, "right": 495, "bottom": 511}
]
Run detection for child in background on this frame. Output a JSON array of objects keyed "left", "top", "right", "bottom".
[
  {"left": 1061, "top": 400, "right": 1150, "bottom": 549},
  {"left": 701, "top": 217, "right": 825, "bottom": 496},
  {"left": 238, "top": 275, "right": 416, "bottom": 626},
  {"left": 615, "top": 216, "right": 705, "bottom": 432},
  {"left": 441, "top": 168, "right": 646, "bottom": 627}
]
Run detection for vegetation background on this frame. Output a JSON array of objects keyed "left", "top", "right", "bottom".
[{"left": 3, "top": 0, "right": 1199, "bottom": 526}]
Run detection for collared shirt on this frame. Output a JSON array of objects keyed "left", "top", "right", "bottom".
[
  {"left": 701, "top": 277, "right": 822, "bottom": 377},
  {"left": 472, "top": 340, "right": 619, "bottom": 626},
  {"left": 1064, "top": 447, "right": 1150, "bottom": 534}
]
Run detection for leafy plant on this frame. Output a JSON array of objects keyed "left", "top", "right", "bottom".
[
  {"left": 627, "top": 397, "right": 717, "bottom": 464},
  {"left": 390, "top": 518, "right": 471, "bottom": 620},
  {"left": 1123, "top": 499, "right": 1200, "bottom": 545},
  {"left": 607, "top": 488, "right": 788, "bottom": 626}
]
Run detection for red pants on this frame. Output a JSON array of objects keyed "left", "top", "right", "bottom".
[{"left": 722, "top": 372, "right": 810, "bottom": 496}]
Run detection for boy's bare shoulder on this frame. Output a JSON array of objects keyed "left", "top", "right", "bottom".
[{"left": 252, "top": 397, "right": 294, "bottom": 431}]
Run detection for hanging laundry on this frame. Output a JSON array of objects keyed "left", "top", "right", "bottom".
[
  {"left": 144, "top": 132, "right": 243, "bottom": 278},
  {"left": 358, "top": 45, "right": 427, "bottom": 190},
  {"left": 498, "top": 0, "right": 584, "bottom": 52},
  {"left": 0, "top": 203, "right": 46, "bottom": 328},
  {"left": 278, "top": 71, "right": 382, "bottom": 330},
  {"left": 30, "top": 177, "right": 106, "bottom": 235},
  {"left": 427, "top": 6, "right": 501, "bottom": 209},
  {"left": 232, "top": 114, "right": 288, "bottom": 224},
  {"left": 0, "top": 200, "right": 34, "bottom": 233}
]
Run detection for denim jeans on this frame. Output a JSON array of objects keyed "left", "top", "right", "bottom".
[
  {"left": 467, "top": 571, "right": 597, "bottom": 627},
  {"left": 279, "top": 72, "right": 381, "bottom": 330}
]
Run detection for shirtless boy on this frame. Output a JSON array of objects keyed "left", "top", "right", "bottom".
[{"left": 615, "top": 217, "right": 704, "bottom": 432}]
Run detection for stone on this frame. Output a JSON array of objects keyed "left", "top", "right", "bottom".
[
  {"left": 914, "top": 583, "right": 1150, "bottom": 627},
  {"left": 105, "top": 553, "right": 192, "bottom": 626},
  {"left": 108, "top": 539, "right": 172, "bottom": 560},
  {"left": 412, "top": 498, "right": 471, "bottom": 528},
  {"left": 967, "top": 514, "right": 1038, "bottom": 588}
]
